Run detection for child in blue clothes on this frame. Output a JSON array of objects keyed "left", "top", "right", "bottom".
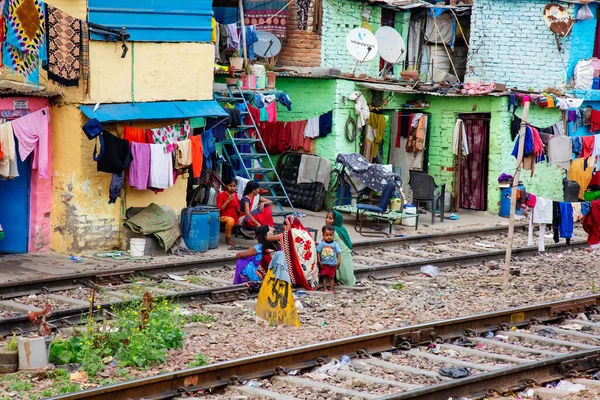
[{"left": 316, "top": 225, "right": 341, "bottom": 292}]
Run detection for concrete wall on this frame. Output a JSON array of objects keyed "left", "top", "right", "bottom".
[{"left": 468, "top": 0, "right": 573, "bottom": 92}]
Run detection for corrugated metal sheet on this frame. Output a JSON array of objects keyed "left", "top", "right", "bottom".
[
  {"left": 79, "top": 100, "right": 228, "bottom": 123},
  {"left": 88, "top": 0, "right": 213, "bottom": 42}
]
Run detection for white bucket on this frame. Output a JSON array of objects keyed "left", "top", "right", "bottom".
[
  {"left": 18, "top": 337, "right": 48, "bottom": 370},
  {"left": 130, "top": 238, "right": 146, "bottom": 257},
  {"left": 401, "top": 205, "right": 417, "bottom": 227}
]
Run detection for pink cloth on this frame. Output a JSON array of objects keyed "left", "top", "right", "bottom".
[
  {"left": 266, "top": 102, "right": 277, "bottom": 123},
  {"left": 11, "top": 107, "right": 50, "bottom": 178},
  {"left": 524, "top": 193, "right": 537, "bottom": 208},
  {"left": 128, "top": 142, "right": 151, "bottom": 190}
]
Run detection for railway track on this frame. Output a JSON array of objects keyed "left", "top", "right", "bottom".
[
  {"left": 52, "top": 294, "right": 600, "bottom": 400},
  {"left": 0, "top": 225, "right": 587, "bottom": 336}
]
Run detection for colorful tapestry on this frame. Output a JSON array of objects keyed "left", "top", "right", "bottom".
[
  {"left": 243, "top": 0, "right": 288, "bottom": 39},
  {"left": 3, "top": 44, "right": 38, "bottom": 84},
  {"left": 6, "top": 0, "right": 45, "bottom": 55},
  {"left": 46, "top": 5, "right": 81, "bottom": 87}
]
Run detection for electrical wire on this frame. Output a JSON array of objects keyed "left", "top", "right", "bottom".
[{"left": 345, "top": 115, "right": 357, "bottom": 142}]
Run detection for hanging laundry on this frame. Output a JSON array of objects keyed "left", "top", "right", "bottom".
[
  {"left": 149, "top": 143, "right": 173, "bottom": 189},
  {"left": 370, "top": 114, "right": 387, "bottom": 159},
  {"left": 206, "top": 118, "right": 226, "bottom": 142},
  {"left": 109, "top": 172, "right": 125, "bottom": 204},
  {"left": 297, "top": 155, "right": 331, "bottom": 188},
  {"left": 582, "top": 200, "right": 600, "bottom": 246},
  {"left": 11, "top": 106, "right": 50, "bottom": 178},
  {"left": 245, "top": 25, "right": 258, "bottom": 60},
  {"left": 0, "top": 123, "right": 18, "bottom": 178},
  {"left": 559, "top": 202, "right": 573, "bottom": 242},
  {"left": 452, "top": 119, "right": 469, "bottom": 156},
  {"left": 3, "top": 45, "right": 40, "bottom": 84},
  {"left": 304, "top": 116, "right": 320, "bottom": 138},
  {"left": 224, "top": 108, "right": 241, "bottom": 128},
  {"left": 129, "top": 142, "right": 150, "bottom": 190},
  {"left": 150, "top": 120, "right": 191, "bottom": 153},
  {"left": 546, "top": 135, "right": 571, "bottom": 171},
  {"left": 6, "top": 0, "right": 45, "bottom": 55},
  {"left": 175, "top": 139, "right": 192, "bottom": 169},
  {"left": 80, "top": 22, "right": 90, "bottom": 94},
  {"left": 582, "top": 135, "right": 595, "bottom": 158},
  {"left": 573, "top": 202, "right": 583, "bottom": 222},
  {"left": 572, "top": 136, "right": 582, "bottom": 157},
  {"left": 297, "top": 0, "right": 310, "bottom": 30},
  {"left": 592, "top": 110, "right": 600, "bottom": 132},
  {"left": 319, "top": 111, "right": 333, "bottom": 138},
  {"left": 265, "top": 102, "right": 277, "bottom": 123},
  {"left": 406, "top": 114, "right": 426, "bottom": 153},
  {"left": 568, "top": 157, "right": 595, "bottom": 199},
  {"left": 96, "top": 131, "right": 133, "bottom": 174},
  {"left": 211, "top": 17, "right": 217, "bottom": 43},
  {"left": 225, "top": 23, "right": 239, "bottom": 50},
  {"left": 348, "top": 92, "right": 370, "bottom": 129},
  {"left": 202, "top": 128, "right": 217, "bottom": 169},
  {"left": 287, "top": 120, "right": 311, "bottom": 152},
  {"left": 190, "top": 135, "right": 203, "bottom": 179},
  {"left": 278, "top": 93, "right": 292, "bottom": 111},
  {"left": 45, "top": 5, "right": 81, "bottom": 87},
  {"left": 244, "top": 0, "right": 289, "bottom": 39},
  {"left": 123, "top": 126, "right": 148, "bottom": 143}
]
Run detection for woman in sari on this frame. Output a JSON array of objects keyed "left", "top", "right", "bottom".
[
  {"left": 233, "top": 226, "right": 279, "bottom": 285},
  {"left": 326, "top": 211, "right": 356, "bottom": 286},
  {"left": 240, "top": 181, "right": 275, "bottom": 228},
  {"left": 279, "top": 215, "right": 319, "bottom": 290}
]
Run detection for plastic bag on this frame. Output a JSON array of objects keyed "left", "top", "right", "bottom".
[
  {"left": 439, "top": 366, "right": 470, "bottom": 379},
  {"left": 420, "top": 265, "right": 439, "bottom": 278},
  {"left": 577, "top": 5, "right": 594, "bottom": 21},
  {"left": 574, "top": 60, "right": 594, "bottom": 90}
]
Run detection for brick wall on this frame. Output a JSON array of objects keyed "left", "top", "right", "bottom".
[
  {"left": 278, "top": 0, "right": 322, "bottom": 67},
  {"left": 322, "top": 0, "right": 381, "bottom": 76},
  {"left": 468, "top": 0, "right": 573, "bottom": 92}
]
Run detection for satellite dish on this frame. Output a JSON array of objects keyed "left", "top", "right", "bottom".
[
  {"left": 375, "top": 27, "right": 405, "bottom": 64},
  {"left": 346, "top": 28, "right": 378, "bottom": 63},
  {"left": 254, "top": 31, "right": 282, "bottom": 58},
  {"left": 543, "top": 3, "right": 573, "bottom": 37}
]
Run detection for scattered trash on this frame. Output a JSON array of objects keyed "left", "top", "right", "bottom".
[
  {"left": 448, "top": 213, "right": 459, "bottom": 220},
  {"left": 297, "top": 291, "right": 307, "bottom": 296},
  {"left": 452, "top": 337, "right": 475, "bottom": 347},
  {"left": 168, "top": 274, "right": 185, "bottom": 281},
  {"left": 485, "top": 331, "right": 494, "bottom": 339},
  {"left": 439, "top": 366, "right": 470, "bottom": 379},
  {"left": 380, "top": 352, "right": 392, "bottom": 360},
  {"left": 28, "top": 294, "right": 37, "bottom": 299},
  {"left": 295, "top": 299, "right": 304, "bottom": 311},
  {"left": 244, "top": 379, "right": 262, "bottom": 388},
  {"left": 70, "top": 256, "right": 84, "bottom": 262},
  {"left": 294, "top": 211, "right": 307, "bottom": 218},
  {"left": 494, "top": 334, "right": 509, "bottom": 341},
  {"left": 315, "top": 357, "right": 350, "bottom": 376},
  {"left": 536, "top": 327, "right": 558, "bottom": 337},
  {"left": 420, "top": 265, "right": 439, "bottom": 278},
  {"left": 559, "top": 324, "right": 583, "bottom": 331},
  {"left": 593, "top": 371, "right": 600, "bottom": 380},
  {"left": 395, "top": 233, "right": 407, "bottom": 238},
  {"left": 555, "top": 380, "right": 586, "bottom": 393}
]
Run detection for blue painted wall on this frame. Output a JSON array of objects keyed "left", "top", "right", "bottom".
[
  {"left": 88, "top": 0, "right": 213, "bottom": 42},
  {"left": 567, "top": 4, "right": 598, "bottom": 83}
]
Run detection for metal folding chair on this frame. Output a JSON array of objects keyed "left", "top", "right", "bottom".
[{"left": 355, "top": 182, "right": 397, "bottom": 236}]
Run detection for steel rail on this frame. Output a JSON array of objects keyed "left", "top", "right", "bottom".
[
  {"left": 0, "top": 237, "right": 585, "bottom": 336},
  {"left": 50, "top": 294, "right": 600, "bottom": 400},
  {"left": 0, "top": 224, "right": 525, "bottom": 298}
]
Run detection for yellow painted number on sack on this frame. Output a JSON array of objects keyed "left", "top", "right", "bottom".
[{"left": 256, "top": 269, "right": 300, "bottom": 327}]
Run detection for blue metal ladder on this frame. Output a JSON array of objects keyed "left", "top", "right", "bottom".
[{"left": 214, "top": 83, "right": 295, "bottom": 218}]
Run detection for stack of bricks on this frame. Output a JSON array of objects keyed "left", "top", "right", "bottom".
[
  {"left": 467, "top": 0, "right": 573, "bottom": 92},
  {"left": 277, "top": 0, "right": 322, "bottom": 68}
]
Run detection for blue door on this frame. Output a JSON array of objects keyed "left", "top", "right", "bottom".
[{"left": 0, "top": 151, "right": 30, "bottom": 253}]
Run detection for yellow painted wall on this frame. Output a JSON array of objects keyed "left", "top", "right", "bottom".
[{"left": 88, "top": 42, "right": 214, "bottom": 104}]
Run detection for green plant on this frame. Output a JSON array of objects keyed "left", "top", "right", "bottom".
[
  {"left": 186, "top": 276, "right": 207, "bottom": 285},
  {"left": 266, "top": 56, "right": 278, "bottom": 71},
  {"left": 7, "top": 333, "right": 17, "bottom": 351},
  {"left": 72, "top": 298, "right": 185, "bottom": 376},
  {"left": 186, "top": 314, "right": 216, "bottom": 323},
  {"left": 56, "top": 382, "right": 81, "bottom": 395},
  {"left": 392, "top": 282, "right": 405, "bottom": 291},
  {"left": 187, "top": 353, "right": 209, "bottom": 368},
  {"left": 8, "top": 377, "right": 33, "bottom": 392}
]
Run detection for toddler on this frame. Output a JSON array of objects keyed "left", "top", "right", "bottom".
[{"left": 316, "top": 225, "right": 341, "bottom": 292}]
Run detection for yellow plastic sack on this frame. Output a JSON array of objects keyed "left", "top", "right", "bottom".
[{"left": 255, "top": 269, "right": 300, "bottom": 327}]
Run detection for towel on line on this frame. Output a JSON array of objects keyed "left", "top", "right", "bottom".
[{"left": 297, "top": 154, "right": 331, "bottom": 188}]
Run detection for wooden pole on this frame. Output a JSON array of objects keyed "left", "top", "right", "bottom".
[
  {"left": 239, "top": 0, "right": 249, "bottom": 71},
  {"left": 503, "top": 99, "right": 531, "bottom": 291}
]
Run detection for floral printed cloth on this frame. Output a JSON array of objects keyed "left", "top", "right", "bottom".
[{"left": 150, "top": 120, "right": 191, "bottom": 153}]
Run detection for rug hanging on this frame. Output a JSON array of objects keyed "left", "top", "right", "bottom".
[
  {"left": 244, "top": 0, "right": 288, "bottom": 39},
  {"left": 6, "top": 0, "right": 45, "bottom": 56},
  {"left": 80, "top": 22, "right": 90, "bottom": 94},
  {"left": 3, "top": 43, "right": 39, "bottom": 84},
  {"left": 45, "top": 5, "right": 81, "bottom": 87}
]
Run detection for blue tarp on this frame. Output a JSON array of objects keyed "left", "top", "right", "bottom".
[{"left": 79, "top": 100, "right": 228, "bottom": 123}]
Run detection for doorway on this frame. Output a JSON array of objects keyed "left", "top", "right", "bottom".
[
  {"left": 457, "top": 114, "right": 490, "bottom": 211},
  {"left": 0, "top": 148, "right": 31, "bottom": 253}
]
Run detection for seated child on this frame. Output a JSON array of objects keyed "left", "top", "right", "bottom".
[{"left": 316, "top": 225, "right": 342, "bottom": 292}]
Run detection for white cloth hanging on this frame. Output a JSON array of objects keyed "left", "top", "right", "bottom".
[
  {"left": 452, "top": 119, "right": 469, "bottom": 156},
  {"left": 149, "top": 143, "right": 173, "bottom": 189},
  {"left": 0, "top": 123, "right": 18, "bottom": 179},
  {"left": 348, "top": 91, "right": 370, "bottom": 129}
]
